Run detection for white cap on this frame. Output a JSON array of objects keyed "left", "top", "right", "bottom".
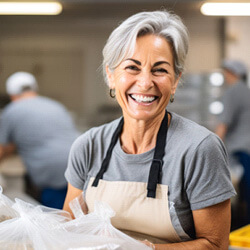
[
  {"left": 6, "top": 72, "right": 38, "bottom": 96},
  {"left": 222, "top": 59, "right": 248, "bottom": 78}
]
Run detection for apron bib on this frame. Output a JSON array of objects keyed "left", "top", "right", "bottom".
[{"left": 85, "top": 111, "right": 181, "bottom": 243}]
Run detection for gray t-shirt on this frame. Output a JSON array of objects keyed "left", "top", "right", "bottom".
[
  {"left": 0, "top": 96, "right": 80, "bottom": 189},
  {"left": 65, "top": 112, "right": 236, "bottom": 240},
  {"left": 219, "top": 81, "right": 250, "bottom": 154}
]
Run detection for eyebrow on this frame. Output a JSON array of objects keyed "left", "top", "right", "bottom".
[
  {"left": 153, "top": 61, "right": 171, "bottom": 67},
  {"left": 125, "top": 58, "right": 171, "bottom": 67},
  {"left": 126, "top": 58, "right": 141, "bottom": 65}
]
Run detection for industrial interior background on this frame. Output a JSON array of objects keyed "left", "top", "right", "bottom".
[
  {"left": 0, "top": 0, "right": 249, "bottom": 131},
  {"left": 0, "top": 0, "right": 249, "bottom": 217}
]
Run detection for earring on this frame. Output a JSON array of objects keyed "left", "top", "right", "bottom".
[
  {"left": 109, "top": 89, "right": 116, "bottom": 98},
  {"left": 170, "top": 94, "right": 174, "bottom": 103}
]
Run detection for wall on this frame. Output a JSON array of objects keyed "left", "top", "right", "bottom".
[
  {"left": 184, "top": 15, "right": 223, "bottom": 73},
  {"left": 225, "top": 16, "right": 250, "bottom": 86},
  {"left": 0, "top": 8, "right": 225, "bottom": 129}
]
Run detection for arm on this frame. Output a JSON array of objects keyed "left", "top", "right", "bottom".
[
  {"left": 151, "top": 199, "right": 231, "bottom": 250},
  {"left": 215, "top": 123, "right": 228, "bottom": 141},
  {"left": 63, "top": 183, "right": 88, "bottom": 218},
  {"left": 0, "top": 143, "right": 16, "bottom": 160}
]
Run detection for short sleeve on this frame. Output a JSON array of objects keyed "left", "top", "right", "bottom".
[
  {"left": 185, "top": 134, "right": 236, "bottom": 210},
  {"left": 64, "top": 134, "right": 90, "bottom": 190}
]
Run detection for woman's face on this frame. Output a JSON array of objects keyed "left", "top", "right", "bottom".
[{"left": 107, "top": 34, "right": 181, "bottom": 121}]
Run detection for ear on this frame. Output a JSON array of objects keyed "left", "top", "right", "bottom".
[
  {"left": 171, "top": 73, "right": 182, "bottom": 95},
  {"left": 106, "top": 66, "right": 115, "bottom": 89}
]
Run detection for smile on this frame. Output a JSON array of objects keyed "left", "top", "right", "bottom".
[{"left": 129, "top": 94, "right": 158, "bottom": 103}]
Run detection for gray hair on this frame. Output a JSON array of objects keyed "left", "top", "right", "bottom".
[{"left": 103, "top": 10, "right": 189, "bottom": 85}]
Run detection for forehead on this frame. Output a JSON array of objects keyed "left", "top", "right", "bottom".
[{"left": 132, "top": 34, "right": 174, "bottom": 60}]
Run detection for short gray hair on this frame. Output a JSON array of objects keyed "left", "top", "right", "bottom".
[{"left": 103, "top": 10, "right": 189, "bottom": 85}]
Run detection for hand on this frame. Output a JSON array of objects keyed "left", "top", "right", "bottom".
[{"left": 141, "top": 239, "right": 155, "bottom": 249}]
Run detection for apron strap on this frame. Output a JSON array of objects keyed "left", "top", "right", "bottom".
[
  {"left": 147, "top": 111, "right": 168, "bottom": 198},
  {"left": 92, "top": 111, "right": 169, "bottom": 199},
  {"left": 92, "top": 117, "right": 124, "bottom": 187}
]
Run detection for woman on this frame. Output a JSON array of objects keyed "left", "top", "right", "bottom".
[{"left": 63, "top": 10, "right": 236, "bottom": 249}]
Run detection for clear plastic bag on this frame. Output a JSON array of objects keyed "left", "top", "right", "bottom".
[
  {"left": 0, "top": 186, "right": 18, "bottom": 222},
  {"left": 0, "top": 197, "right": 126, "bottom": 250},
  {"left": 65, "top": 195, "right": 152, "bottom": 250},
  {"left": 68, "top": 244, "right": 121, "bottom": 250},
  {"left": 0, "top": 189, "right": 152, "bottom": 250},
  {"left": 0, "top": 198, "right": 73, "bottom": 249}
]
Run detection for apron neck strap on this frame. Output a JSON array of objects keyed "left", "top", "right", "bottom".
[
  {"left": 147, "top": 111, "right": 169, "bottom": 198},
  {"left": 92, "top": 111, "right": 169, "bottom": 199},
  {"left": 92, "top": 117, "right": 124, "bottom": 187}
]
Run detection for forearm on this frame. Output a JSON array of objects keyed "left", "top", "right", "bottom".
[
  {"left": 155, "top": 238, "right": 227, "bottom": 250},
  {"left": 63, "top": 183, "right": 86, "bottom": 218},
  {"left": 215, "top": 123, "right": 228, "bottom": 141},
  {"left": 0, "top": 144, "right": 16, "bottom": 160}
]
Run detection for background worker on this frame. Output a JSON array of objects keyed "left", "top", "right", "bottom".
[
  {"left": 0, "top": 71, "right": 80, "bottom": 209},
  {"left": 216, "top": 59, "right": 250, "bottom": 224}
]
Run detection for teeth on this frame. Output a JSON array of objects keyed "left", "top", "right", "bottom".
[{"left": 131, "top": 94, "right": 156, "bottom": 103}]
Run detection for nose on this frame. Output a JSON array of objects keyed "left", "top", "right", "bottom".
[{"left": 137, "top": 71, "right": 154, "bottom": 90}]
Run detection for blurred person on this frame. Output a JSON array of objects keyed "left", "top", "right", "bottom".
[
  {"left": 63, "top": 10, "right": 236, "bottom": 249},
  {"left": 0, "top": 72, "right": 80, "bottom": 209},
  {"left": 216, "top": 59, "right": 250, "bottom": 224}
]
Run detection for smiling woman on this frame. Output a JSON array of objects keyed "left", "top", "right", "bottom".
[
  {"left": 63, "top": 10, "right": 236, "bottom": 250},
  {"left": 106, "top": 34, "right": 178, "bottom": 123}
]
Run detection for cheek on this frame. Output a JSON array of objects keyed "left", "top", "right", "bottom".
[
  {"left": 158, "top": 77, "right": 172, "bottom": 92},
  {"left": 119, "top": 75, "right": 129, "bottom": 85},
  {"left": 167, "top": 76, "right": 178, "bottom": 92},
  {"left": 115, "top": 74, "right": 133, "bottom": 91}
]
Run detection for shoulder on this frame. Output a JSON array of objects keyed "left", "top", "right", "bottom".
[
  {"left": 67, "top": 118, "right": 122, "bottom": 175},
  {"left": 170, "top": 112, "right": 216, "bottom": 143},
  {"left": 35, "top": 96, "right": 64, "bottom": 107},
  {"left": 71, "top": 118, "right": 122, "bottom": 150},
  {"left": 26, "top": 96, "right": 62, "bottom": 107},
  {"left": 235, "top": 81, "right": 250, "bottom": 96},
  {"left": 32, "top": 96, "right": 72, "bottom": 116},
  {"left": 169, "top": 112, "right": 225, "bottom": 156},
  {"left": 225, "top": 81, "right": 248, "bottom": 97}
]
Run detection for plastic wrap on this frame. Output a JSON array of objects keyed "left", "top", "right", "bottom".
[
  {"left": 65, "top": 195, "right": 152, "bottom": 250},
  {"left": 0, "top": 198, "right": 73, "bottom": 249},
  {"left": 0, "top": 186, "right": 18, "bottom": 222},
  {"left": 0, "top": 197, "right": 126, "bottom": 250},
  {"left": 0, "top": 189, "right": 151, "bottom": 249}
]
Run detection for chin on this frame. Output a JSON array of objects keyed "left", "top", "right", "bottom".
[{"left": 125, "top": 109, "right": 159, "bottom": 121}]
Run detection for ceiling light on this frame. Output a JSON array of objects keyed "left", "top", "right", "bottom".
[
  {"left": 209, "top": 72, "right": 224, "bottom": 86},
  {"left": 0, "top": 2, "right": 62, "bottom": 15},
  {"left": 209, "top": 101, "right": 224, "bottom": 115},
  {"left": 201, "top": 2, "right": 250, "bottom": 16}
]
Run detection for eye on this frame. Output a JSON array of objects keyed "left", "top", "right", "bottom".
[
  {"left": 151, "top": 68, "right": 168, "bottom": 76},
  {"left": 125, "top": 65, "right": 140, "bottom": 74}
]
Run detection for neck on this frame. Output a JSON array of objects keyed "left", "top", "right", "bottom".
[
  {"left": 11, "top": 91, "right": 37, "bottom": 102},
  {"left": 120, "top": 111, "right": 169, "bottom": 154}
]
